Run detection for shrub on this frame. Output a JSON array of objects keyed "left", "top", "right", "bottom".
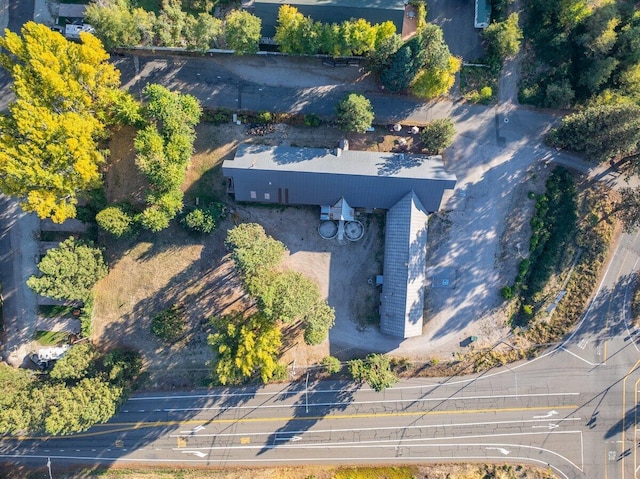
[
  {"left": 304, "top": 302, "right": 335, "bottom": 345},
  {"left": 348, "top": 354, "right": 398, "bottom": 392},
  {"left": 151, "top": 304, "right": 187, "bottom": 343},
  {"left": 96, "top": 205, "right": 135, "bottom": 237},
  {"left": 500, "top": 285, "right": 514, "bottom": 300},
  {"left": 304, "top": 114, "right": 320, "bottom": 127},
  {"left": 479, "top": 86, "right": 493, "bottom": 103},
  {"left": 181, "top": 208, "right": 216, "bottom": 234},
  {"left": 322, "top": 356, "right": 341, "bottom": 374},
  {"left": 523, "top": 304, "right": 534, "bottom": 317},
  {"left": 256, "top": 111, "right": 273, "bottom": 124},
  {"left": 269, "top": 364, "right": 288, "bottom": 382}
]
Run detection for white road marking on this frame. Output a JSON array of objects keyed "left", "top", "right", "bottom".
[
  {"left": 532, "top": 423, "right": 558, "bottom": 430},
  {"left": 181, "top": 450, "right": 207, "bottom": 458},
  {"left": 533, "top": 410, "right": 558, "bottom": 419},
  {"left": 160, "top": 392, "right": 580, "bottom": 413},
  {"left": 559, "top": 347, "right": 601, "bottom": 366},
  {"left": 486, "top": 447, "right": 510, "bottom": 455},
  {"left": 169, "top": 417, "right": 582, "bottom": 439},
  {"left": 577, "top": 340, "right": 588, "bottom": 349},
  {"left": 274, "top": 435, "right": 301, "bottom": 442}
]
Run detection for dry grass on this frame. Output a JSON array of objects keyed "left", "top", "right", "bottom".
[{"left": 4, "top": 463, "right": 556, "bottom": 479}]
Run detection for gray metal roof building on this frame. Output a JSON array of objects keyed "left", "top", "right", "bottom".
[
  {"left": 222, "top": 143, "right": 456, "bottom": 339},
  {"left": 249, "top": 0, "right": 406, "bottom": 38},
  {"left": 223, "top": 144, "right": 456, "bottom": 212},
  {"left": 379, "top": 191, "right": 428, "bottom": 338}
]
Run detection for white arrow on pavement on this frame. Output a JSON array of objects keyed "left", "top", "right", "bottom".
[
  {"left": 275, "top": 435, "right": 302, "bottom": 442},
  {"left": 533, "top": 410, "right": 558, "bottom": 419},
  {"left": 486, "top": 447, "right": 511, "bottom": 455},
  {"left": 181, "top": 450, "right": 207, "bottom": 458},
  {"left": 192, "top": 425, "right": 205, "bottom": 433},
  {"left": 532, "top": 423, "right": 559, "bottom": 430}
]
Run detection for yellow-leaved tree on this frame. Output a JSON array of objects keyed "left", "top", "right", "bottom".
[{"left": 0, "top": 22, "right": 123, "bottom": 222}]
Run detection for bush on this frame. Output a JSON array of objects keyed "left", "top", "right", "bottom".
[
  {"left": 269, "top": 363, "right": 288, "bottom": 382},
  {"left": 322, "top": 356, "right": 341, "bottom": 374},
  {"left": 256, "top": 111, "right": 273, "bottom": 124},
  {"left": 304, "top": 114, "right": 320, "bottom": 127},
  {"left": 348, "top": 354, "right": 398, "bottom": 392},
  {"left": 181, "top": 208, "right": 216, "bottom": 234},
  {"left": 304, "top": 302, "right": 335, "bottom": 345},
  {"left": 523, "top": 304, "right": 534, "bottom": 317},
  {"left": 151, "top": 304, "right": 187, "bottom": 343},
  {"left": 96, "top": 205, "right": 135, "bottom": 237},
  {"left": 501, "top": 286, "right": 514, "bottom": 300}
]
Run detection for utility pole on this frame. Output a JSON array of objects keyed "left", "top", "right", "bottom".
[{"left": 46, "top": 457, "right": 53, "bottom": 479}]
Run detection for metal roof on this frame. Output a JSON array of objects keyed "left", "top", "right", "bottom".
[
  {"left": 252, "top": 0, "right": 405, "bottom": 38},
  {"left": 57, "top": 3, "right": 87, "bottom": 18},
  {"left": 223, "top": 144, "right": 456, "bottom": 212},
  {"left": 379, "top": 191, "right": 428, "bottom": 338}
]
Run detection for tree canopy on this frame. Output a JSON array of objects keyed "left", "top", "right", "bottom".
[
  {"left": 0, "top": 22, "right": 122, "bottom": 222},
  {"left": 483, "top": 13, "right": 523, "bottom": 66},
  {"left": 274, "top": 5, "right": 396, "bottom": 56},
  {"left": 547, "top": 103, "right": 640, "bottom": 162},
  {"left": 208, "top": 312, "right": 282, "bottom": 385},
  {"left": 224, "top": 10, "right": 261, "bottom": 54},
  {"left": 335, "top": 93, "right": 374, "bottom": 133},
  {"left": 0, "top": 346, "right": 141, "bottom": 435},
  {"left": 420, "top": 118, "right": 456, "bottom": 154},
  {"left": 348, "top": 354, "right": 398, "bottom": 392},
  {"left": 521, "top": 0, "right": 640, "bottom": 106},
  {"left": 26, "top": 237, "right": 107, "bottom": 302}
]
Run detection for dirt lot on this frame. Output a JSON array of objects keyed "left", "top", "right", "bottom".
[{"left": 93, "top": 120, "right": 542, "bottom": 387}]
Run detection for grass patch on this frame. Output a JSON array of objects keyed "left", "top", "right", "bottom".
[
  {"left": 38, "top": 305, "right": 77, "bottom": 318},
  {"left": 34, "top": 330, "right": 68, "bottom": 346},
  {"left": 460, "top": 64, "right": 498, "bottom": 104},
  {"left": 0, "top": 464, "right": 555, "bottom": 479}
]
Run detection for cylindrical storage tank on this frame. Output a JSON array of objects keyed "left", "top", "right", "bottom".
[
  {"left": 344, "top": 220, "right": 364, "bottom": 241},
  {"left": 318, "top": 220, "right": 338, "bottom": 239}
]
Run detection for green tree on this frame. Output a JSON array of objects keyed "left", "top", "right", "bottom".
[
  {"left": 322, "top": 356, "right": 341, "bottom": 374},
  {"left": 616, "top": 187, "right": 640, "bottom": 232},
  {"left": 483, "top": 13, "right": 523, "bottom": 66},
  {"left": 420, "top": 118, "right": 456, "bottom": 154},
  {"left": 85, "top": 0, "right": 141, "bottom": 50},
  {"left": 27, "top": 238, "right": 107, "bottom": 302},
  {"left": 156, "top": 0, "right": 188, "bottom": 46},
  {"left": 208, "top": 312, "right": 282, "bottom": 385},
  {"left": 411, "top": 56, "right": 461, "bottom": 99},
  {"left": 366, "top": 33, "right": 402, "bottom": 74},
  {"left": 335, "top": 93, "right": 374, "bottom": 133},
  {"left": 0, "top": 22, "right": 122, "bottom": 222},
  {"left": 151, "top": 304, "right": 186, "bottom": 343},
  {"left": 226, "top": 223, "right": 287, "bottom": 277},
  {"left": 547, "top": 103, "right": 640, "bottom": 162},
  {"left": 274, "top": 4, "right": 308, "bottom": 54},
  {"left": 184, "top": 13, "right": 222, "bottom": 51},
  {"left": 96, "top": 205, "right": 136, "bottom": 237},
  {"left": 224, "top": 10, "right": 261, "bottom": 54},
  {"left": 348, "top": 354, "right": 398, "bottom": 392},
  {"left": 304, "top": 301, "right": 336, "bottom": 345},
  {"left": 134, "top": 84, "right": 201, "bottom": 231},
  {"left": 50, "top": 343, "right": 99, "bottom": 381}
]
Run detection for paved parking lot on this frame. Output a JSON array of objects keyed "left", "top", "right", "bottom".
[{"left": 426, "top": 0, "right": 485, "bottom": 60}]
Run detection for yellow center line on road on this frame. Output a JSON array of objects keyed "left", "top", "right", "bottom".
[{"left": 3, "top": 404, "right": 579, "bottom": 441}]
